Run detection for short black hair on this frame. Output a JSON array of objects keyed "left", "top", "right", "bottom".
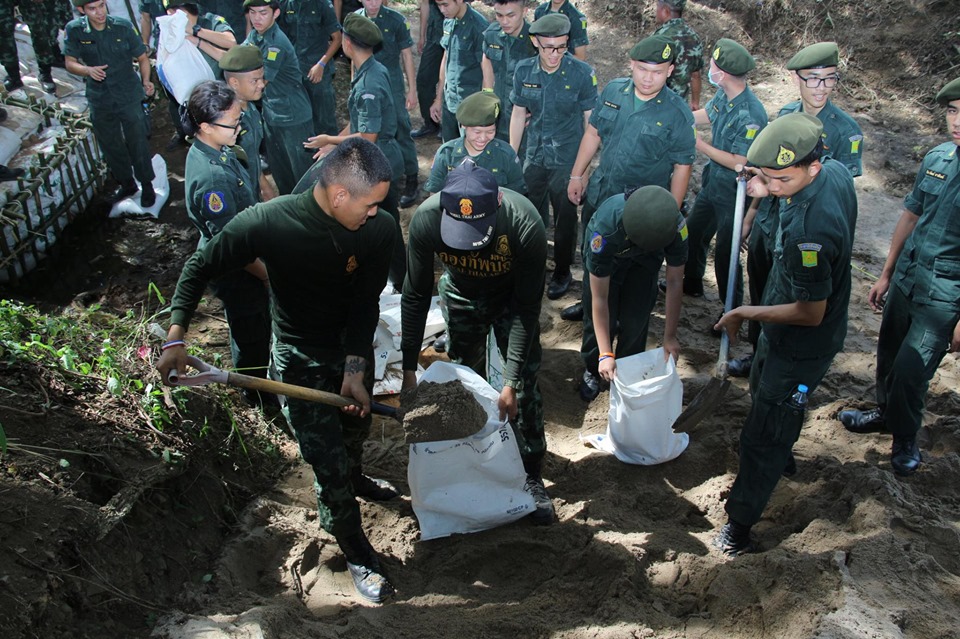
[
  {"left": 491, "top": 0, "right": 527, "bottom": 6},
  {"left": 181, "top": 80, "right": 236, "bottom": 136},
  {"left": 794, "top": 138, "right": 825, "bottom": 168},
  {"left": 318, "top": 138, "right": 393, "bottom": 196}
]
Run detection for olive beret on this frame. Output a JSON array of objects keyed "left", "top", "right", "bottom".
[
  {"left": 786, "top": 42, "right": 839, "bottom": 70},
  {"left": 711, "top": 38, "right": 755, "bottom": 75},
  {"left": 747, "top": 113, "right": 823, "bottom": 169},
  {"left": 219, "top": 45, "right": 264, "bottom": 73},
  {"left": 622, "top": 186, "right": 680, "bottom": 252},
  {"left": 343, "top": 12, "right": 383, "bottom": 48},
  {"left": 163, "top": 0, "right": 194, "bottom": 9},
  {"left": 243, "top": 0, "right": 276, "bottom": 9},
  {"left": 659, "top": 0, "right": 686, "bottom": 10},
  {"left": 935, "top": 77, "right": 960, "bottom": 106},
  {"left": 529, "top": 13, "right": 571, "bottom": 38},
  {"left": 457, "top": 92, "right": 501, "bottom": 127},
  {"left": 630, "top": 35, "right": 676, "bottom": 64},
  {"left": 72, "top": 0, "right": 95, "bottom": 6}
]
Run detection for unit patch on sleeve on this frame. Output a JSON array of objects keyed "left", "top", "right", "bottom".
[
  {"left": 205, "top": 191, "right": 226, "bottom": 214},
  {"left": 590, "top": 232, "right": 606, "bottom": 254},
  {"left": 798, "top": 242, "right": 822, "bottom": 268}
]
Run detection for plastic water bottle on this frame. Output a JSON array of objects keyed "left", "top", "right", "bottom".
[{"left": 786, "top": 384, "right": 809, "bottom": 413}]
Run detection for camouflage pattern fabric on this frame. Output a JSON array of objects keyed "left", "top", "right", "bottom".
[
  {"left": 654, "top": 17, "right": 703, "bottom": 102},
  {"left": 1, "top": 0, "right": 67, "bottom": 79}
]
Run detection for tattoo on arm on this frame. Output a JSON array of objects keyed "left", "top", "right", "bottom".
[{"left": 344, "top": 356, "right": 366, "bottom": 375}]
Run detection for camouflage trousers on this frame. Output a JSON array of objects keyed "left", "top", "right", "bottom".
[
  {"left": 273, "top": 340, "right": 373, "bottom": 538},
  {"left": 0, "top": 0, "right": 67, "bottom": 79},
  {"left": 438, "top": 273, "right": 546, "bottom": 472}
]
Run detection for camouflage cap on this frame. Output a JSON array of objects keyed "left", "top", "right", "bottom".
[
  {"left": 622, "top": 186, "right": 680, "bottom": 252},
  {"left": 440, "top": 162, "right": 500, "bottom": 250},
  {"left": 935, "top": 77, "right": 960, "bottom": 106},
  {"left": 219, "top": 45, "right": 264, "bottom": 73},
  {"left": 343, "top": 12, "right": 383, "bottom": 47},
  {"left": 630, "top": 35, "right": 676, "bottom": 64},
  {"left": 786, "top": 42, "right": 839, "bottom": 70},
  {"left": 747, "top": 113, "right": 823, "bottom": 169},
  {"left": 457, "top": 92, "right": 501, "bottom": 127},
  {"left": 529, "top": 13, "right": 571, "bottom": 38},
  {"left": 711, "top": 38, "right": 755, "bottom": 75},
  {"left": 659, "top": 0, "right": 687, "bottom": 10},
  {"left": 243, "top": 0, "right": 276, "bottom": 9}
]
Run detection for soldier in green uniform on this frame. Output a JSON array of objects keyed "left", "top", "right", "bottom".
[
  {"left": 1, "top": 0, "right": 64, "bottom": 92},
  {"left": 64, "top": 0, "right": 157, "bottom": 207},
  {"left": 730, "top": 42, "right": 864, "bottom": 378},
  {"left": 481, "top": 0, "right": 536, "bottom": 144},
  {"left": 243, "top": 0, "right": 315, "bottom": 195},
  {"left": 581, "top": 186, "right": 687, "bottom": 392},
  {"left": 430, "top": 0, "right": 488, "bottom": 142},
  {"left": 533, "top": 0, "right": 587, "bottom": 60},
  {"left": 355, "top": 0, "right": 420, "bottom": 208},
  {"left": 424, "top": 91, "right": 525, "bottom": 193},
  {"left": 711, "top": 114, "right": 856, "bottom": 555},
  {"left": 157, "top": 137, "right": 398, "bottom": 603},
  {"left": 564, "top": 34, "right": 695, "bottom": 334},
  {"left": 202, "top": 0, "right": 248, "bottom": 37},
  {"left": 680, "top": 38, "right": 767, "bottom": 312},
  {"left": 511, "top": 13, "right": 597, "bottom": 302},
  {"left": 401, "top": 162, "right": 554, "bottom": 524},
  {"left": 836, "top": 78, "right": 960, "bottom": 477},
  {"left": 139, "top": 0, "right": 167, "bottom": 53},
  {"left": 653, "top": 0, "right": 703, "bottom": 111},
  {"left": 412, "top": 0, "right": 443, "bottom": 138},
  {"left": 305, "top": 13, "right": 407, "bottom": 291},
  {"left": 221, "top": 44, "right": 276, "bottom": 201},
  {"left": 181, "top": 81, "right": 271, "bottom": 403},
  {"left": 278, "top": 0, "right": 341, "bottom": 137}
]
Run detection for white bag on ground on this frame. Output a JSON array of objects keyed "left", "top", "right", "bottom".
[
  {"left": 581, "top": 348, "right": 688, "bottom": 465},
  {"left": 109, "top": 154, "right": 170, "bottom": 218},
  {"left": 408, "top": 361, "right": 535, "bottom": 540},
  {"left": 156, "top": 12, "right": 214, "bottom": 105}
]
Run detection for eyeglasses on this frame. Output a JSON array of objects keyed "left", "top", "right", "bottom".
[
  {"left": 536, "top": 38, "right": 568, "bottom": 54},
  {"left": 210, "top": 120, "right": 242, "bottom": 132},
  {"left": 796, "top": 72, "right": 840, "bottom": 88}
]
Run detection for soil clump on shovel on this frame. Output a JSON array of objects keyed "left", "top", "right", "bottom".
[{"left": 400, "top": 381, "right": 488, "bottom": 443}]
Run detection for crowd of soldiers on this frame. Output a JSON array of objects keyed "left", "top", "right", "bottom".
[{"left": 7, "top": 0, "right": 957, "bottom": 607}]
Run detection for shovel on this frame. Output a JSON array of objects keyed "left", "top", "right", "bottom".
[
  {"left": 168, "top": 355, "right": 399, "bottom": 420},
  {"left": 673, "top": 174, "right": 748, "bottom": 433}
]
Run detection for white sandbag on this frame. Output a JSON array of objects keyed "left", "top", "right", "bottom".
[
  {"left": 408, "top": 361, "right": 535, "bottom": 540},
  {"left": 156, "top": 13, "right": 214, "bottom": 105},
  {"left": 373, "top": 294, "right": 445, "bottom": 382},
  {"left": 580, "top": 348, "right": 689, "bottom": 465},
  {"left": 0, "top": 128, "right": 21, "bottom": 166},
  {"left": 109, "top": 154, "right": 170, "bottom": 218},
  {"left": 0, "top": 105, "right": 44, "bottom": 141}
]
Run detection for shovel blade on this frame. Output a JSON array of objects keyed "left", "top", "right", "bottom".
[{"left": 672, "top": 378, "right": 731, "bottom": 433}]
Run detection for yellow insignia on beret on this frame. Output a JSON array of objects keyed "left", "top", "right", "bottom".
[
  {"left": 713, "top": 46, "right": 721, "bottom": 60},
  {"left": 460, "top": 198, "right": 473, "bottom": 216},
  {"left": 663, "top": 44, "right": 672, "bottom": 60},
  {"left": 777, "top": 145, "right": 796, "bottom": 166},
  {"left": 494, "top": 104, "right": 500, "bottom": 118}
]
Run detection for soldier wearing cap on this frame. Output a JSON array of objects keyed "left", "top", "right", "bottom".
[
  {"left": 711, "top": 113, "right": 857, "bottom": 556},
  {"left": 401, "top": 162, "right": 555, "bottom": 524},
  {"left": 425, "top": 91, "right": 526, "bottom": 193},
  {"left": 836, "top": 78, "right": 960, "bottom": 477},
  {"left": 305, "top": 12, "right": 407, "bottom": 291},
  {"left": 681, "top": 38, "right": 767, "bottom": 315},
  {"left": 533, "top": 0, "right": 588, "bottom": 60},
  {"left": 731, "top": 41, "right": 864, "bottom": 378},
  {"left": 653, "top": 0, "right": 704, "bottom": 111},
  {"left": 64, "top": 0, "right": 157, "bottom": 207},
  {"left": 355, "top": 0, "right": 421, "bottom": 208},
  {"left": 430, "top": 0, "right": 489, "bottom": 142},
  {"left": 511, "top": 12, "right": 597, "bottom": 303},
  {"left": 277, "top": 0, "right": 342, "bottom": 138},
  {"left": 581, "top": 186, "right": 688, "bottom": 389},
  {"left": 221, "top": 45, "right": 275, "bottom": 201},
  {"left": 481, "top": 0, "right": 537, "bottom": 144},
  {"left": 243, "top": 0, "right": 315, "bottom": 195}
]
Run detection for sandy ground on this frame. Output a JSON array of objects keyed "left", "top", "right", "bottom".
[{"left": 137, "top": 4, "right": 960, "bottom": 638}]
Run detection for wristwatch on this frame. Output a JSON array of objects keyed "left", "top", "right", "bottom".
[{"left": 192, "top": 23, "right": 202, "bottom": 37}]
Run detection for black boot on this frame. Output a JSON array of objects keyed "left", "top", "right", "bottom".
[
  {"left": 0, "top": 164, "right": 24, "bottom": 182},
  {"left": 351, "top": 469, "right": 400, "bottom": 501},
  {"left": 107, "top": 179, "right": 139, "bottom": 202},
  {"left": 337, "top": 532, "right": 395, "bottom": 603},
  {"left": 399, "top": 174, "right": 419, "bottom": 208},
  {"left": 713, "top": 519, "right": 755, "bottom": 557},
  {"left": 38, "top": 66, "right": 56, "bottom": 93},
  {"left": 3, "top": 74, "right": 23, "bottom": 92},
  {"left": 140, "top": 181, "right": 156, "bottom": 208}
]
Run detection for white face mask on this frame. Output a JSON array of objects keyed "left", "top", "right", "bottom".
[{"left": 708, "top": 69, "right": 723, "bottom": 88}]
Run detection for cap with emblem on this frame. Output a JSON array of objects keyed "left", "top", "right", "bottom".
[
  {"left": 630, "top": 35, "right": 676, "bottom": 64},
  {"left": 440, "top": 162, "right": 500, "bottom": 250},
  {"left": 622, "top": 186, "right": 680, "bottom": 252},
  {"left": 343, "top": 13, "right": 383, "bottom": 47},
  {"left": 786, "top": 42, "right": 839, "bottom": 71},
  {"left": 219, "top": 45, "right": 264, "bottom": 73},
  {"left": 456, "top": 92, "right": 501, "bottom": 127},
  {"left": 747, "top": 113, "right": 823, "bottom": 169},
  {"left": 529, "top": 13, "right": 571, "bottom": 38},
  {"left": 935, "top": 77, "right": 960, "bottom": 106},
  {"left": 659, "top": 0, "right": 687, "bottom": 10},
  {"left": 711, "top": 38, "right": 755, "bottom": 75},
  {"left": 243, "top": 0, "right": 274, "bottom": 10}
]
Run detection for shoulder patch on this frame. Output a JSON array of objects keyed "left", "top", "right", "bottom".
[
  {"left": 591, "top": 73, "right": 597, "bottom": 86},
  {"left": 205, "top": 191, "right": 226, "bottom": 214},
  {"left": 678, "top": 220, "right": 688, "bottom": 241},
  {"left": 798, "top": 243, "right": 821, "bottom": 268},
  {"left": 745, "top": 124, "right": 760, "bottom": 139},
  {"left": 849, "top": 134, "right": 862, "bottom": 154},
  {"left": 266, "top": 47, "right": 280, "bottom": 61},
  {"left": 590, "top": 232, "right": 606, "bottom": 254}
]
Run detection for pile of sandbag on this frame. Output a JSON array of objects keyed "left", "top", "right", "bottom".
[{"left": 372, "top": 291, "right": 446, "bottom": 395}]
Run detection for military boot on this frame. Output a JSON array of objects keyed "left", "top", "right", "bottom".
[{"left": 337, "top": 531, "right": 395, "bottom": 604}]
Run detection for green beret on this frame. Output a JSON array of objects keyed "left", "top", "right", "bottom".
[
  {"left": 659, "top": 0, "right": 686, "bottom": 10},
  {"left": 219, "top": 45, "right": 264, "bottom": 73},
  {"left": 711, "top": 38, "right": 755, "bottom": 75},
  {"left": 457, "top": 92, "right": 501, "bottom": 127},
  {"left": 343, "top": 12, "right": 382, "bottom": 48},
  {"left": 630, "top": 35, "right": 676, "bottom": 64},
  {"left": 747, "top": 113, "right": 823, "bottom": 169},
  {"left": 622, "top": 186, "right": 680, "bottom": 252},
  {"left": 786, "top": 42, "right": 839, "bottom": 71},
  {"left": 935, "top": 77, "right": 960, "bottom": 106},
  {"left": 529, "top": 13, "right": 570, "bottom": 38},
  {"left": 163, "top": 0, "right": 193, "bottom": 9},
  {"left": 243, "top": 0, "right": 275, "bottom": 10},
  {"left": 72, "top": 0, "right": 95, "bottom": 6}
]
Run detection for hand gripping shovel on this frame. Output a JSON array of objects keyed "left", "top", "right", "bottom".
[
  {"left": 673, "top": 174, "right": 748, "bottom": 433},
  {"left": 167, "top": 356, "right": 399, "bottom": 420}
]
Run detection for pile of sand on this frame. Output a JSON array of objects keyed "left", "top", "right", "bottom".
[{"left": 400, "top": 381, "right": 489, "bottom": 443}]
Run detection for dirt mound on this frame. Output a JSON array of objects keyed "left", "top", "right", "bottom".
[{"left": 401, "top": 381, "right": 488, "bottom": 443}]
